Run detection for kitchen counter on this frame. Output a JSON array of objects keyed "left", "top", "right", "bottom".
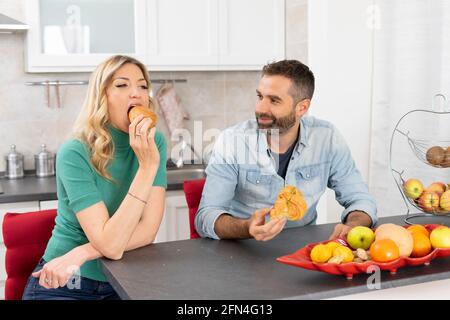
[
  {"left": 100, "top": 215, "right": 450, "bottom": 300},
  {"left": 0, "top": 164, "right": 205, "bottom": 204}
]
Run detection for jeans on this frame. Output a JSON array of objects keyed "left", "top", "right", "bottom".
[{"left": 22, "top": 258, "right": 121, "bottom": 300}]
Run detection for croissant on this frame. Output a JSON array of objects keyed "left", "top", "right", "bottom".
[
  {"left": 270, "top": 185, "right": 307, "bottom": 221},
  {"left": 128, "top": 106, "right": 157, "bottom": 128}
]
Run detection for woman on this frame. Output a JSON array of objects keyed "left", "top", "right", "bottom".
[{"left": 22, "top": 55, "right": 167, "bottom": 300}]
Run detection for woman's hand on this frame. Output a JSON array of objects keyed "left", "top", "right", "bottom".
[
  {"left": 32, "top": 249, "right": 86, "bottom": 289},
  {"left": 129, "top": 115, "right": 160, "bottom": 172}
]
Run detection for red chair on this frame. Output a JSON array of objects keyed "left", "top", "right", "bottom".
[
  {"left": 2, "top": 209, "right": 56, "bottom": 300},
  {"left": 183, "top": 179, "right": 206, "bottom": 239}
]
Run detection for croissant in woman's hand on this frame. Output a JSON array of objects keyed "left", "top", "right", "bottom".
[{"left": 128, "top": 106, "right": 157, "bottom": 128}]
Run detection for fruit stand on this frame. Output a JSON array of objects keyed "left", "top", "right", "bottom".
[{"left": 389, "top": 94, "right": 450, "bottom": 224}]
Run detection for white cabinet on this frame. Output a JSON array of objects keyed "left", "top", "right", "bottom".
[
  {"left": 218, "top": 0, "right": 285, "bottom": 69},
  {"left": 146, "top": 0, "right": 219, "bottom": 69},
  {"left": 25, "top": 0, "right": 285, "bottom": 72},
  {"left": 154, "top": 190, "right": 190, "bottom": 243},
  {"left": 25, "top": 0, "right": 147, "bottom": 72}
]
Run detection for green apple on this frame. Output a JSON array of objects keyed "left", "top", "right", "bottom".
[{"left": 346, "top": 226, "right": 375, "bottom": 250}]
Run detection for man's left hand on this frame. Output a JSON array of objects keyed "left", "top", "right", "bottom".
[{"left": 328, "top": 211, "right": 372, "bottom": 240}]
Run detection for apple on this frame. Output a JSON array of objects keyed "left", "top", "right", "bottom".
[
  {"left": 346, "top": 226, "right": 375, "bottom": 250},
  {"left": 403, "top": 179, "right": 424, "bottom": 200},
  {"left": 417, "top": 191, "right": 440, "bottom": 212},
  {"left": 426, "top": 182, "right": 447, "bottom": 194},
  {"left": 440, "top": 190, "right": 450, "bottom": 211},
  {"left": 430, "top": 226, "right": 450, "bottom": 249}
]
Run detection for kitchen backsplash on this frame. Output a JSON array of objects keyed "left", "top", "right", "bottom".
[{"left": 0, "top": 0, "right": 307, "bottom": 172}]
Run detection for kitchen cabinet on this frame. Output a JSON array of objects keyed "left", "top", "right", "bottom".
[
  {"left": 217, "top": 0, "right": 285, "bottom": 69},
  {"left": 25, "top": 0, "right": 285, "bottom": 72},
  {"left": 25, "top": 0, "right": 147, "bottom": 72},
  {"left": 154, "top": 190, "right": 190, "bottom": 243}
]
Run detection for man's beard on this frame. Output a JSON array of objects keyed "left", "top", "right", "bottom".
[{"left": 255, "top": 108, "right": 297, "bottom": 134}]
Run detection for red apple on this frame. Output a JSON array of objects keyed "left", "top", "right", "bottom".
[
  {"left": 425, "top": 182, "right": 447, "bottom": 195},
  {"left": 417, "top": 191, "right": 440, "bottom": 212}
]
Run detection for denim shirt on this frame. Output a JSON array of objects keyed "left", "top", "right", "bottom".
[{"left": 195, "top": 116, "right": 378, "bottom": 239}]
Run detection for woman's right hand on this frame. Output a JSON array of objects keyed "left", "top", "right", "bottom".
[{"left": 129, "top": 115, "right": 160, "bottom": 172}]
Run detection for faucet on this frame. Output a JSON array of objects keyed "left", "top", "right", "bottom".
[{"left": 175, "top": 139, "right": 203, "bottom": 168}]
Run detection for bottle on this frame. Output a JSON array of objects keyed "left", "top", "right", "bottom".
[{"left": 5, "top": 145, "right": 24, "bottom": 179}]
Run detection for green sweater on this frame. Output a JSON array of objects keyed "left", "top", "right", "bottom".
[{"left": 43, "top": 125, "right": 167, "bottom": 282}]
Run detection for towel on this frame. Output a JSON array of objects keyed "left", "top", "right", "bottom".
[{"left": 156, "top": 82, "right": 190, "bottom": 137}]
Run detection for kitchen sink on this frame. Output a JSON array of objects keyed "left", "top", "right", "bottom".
[{"left": 166, "top": 165, "right": 206, "bottom": 185}]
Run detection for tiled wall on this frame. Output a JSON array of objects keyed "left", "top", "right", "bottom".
[{"left": 0, "top": 0, "right": 307, "bottom": 172}]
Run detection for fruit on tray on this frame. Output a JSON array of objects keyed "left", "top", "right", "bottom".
[
  {"left": 407, "top": 224, "right": 430, "bottom": 237},
  {"left": 375, "top": 223, "right": 413, "bottom": 257},
  {"left": 269, "top": 185, "right": 307, "bottom": 221},
  {"left": 308, "top": 223, "right": 449, "bottom": 265},
  {"left": 310, "top": 244, "right": 333, "bottom": 263},
  {"left": 410, "top": 233, "right": 432, "bottom": 258},
  {"left": 332, "top": 246, "right": 354, "bottom": 263},
  {"left": 425, "top": 182, "right": 447, "bottom": 194},
  {"left": 426, "top": 146, "right": 446, "bottom": 165},
  {"left": 429, "top": 226, "right": 450, "bottom": 249},
  {"left": 417, "top": 191, "right": 440, "bottom": 212},
  {"left": 370, "top": 239, "right": 400, "bottom": 262},
  {"left": 403, "top": 179, "right": 424, "bottom": 200},
  {"left": 440, "top": 190, "right": 450, "bottom": 211},
  {"left": 346, "top": 226, "right": 375, "bottom": 250},
  {"left": 402, "top": 178, "right": 450, "bottom": 213},
  {"left": 310, "top": 241, "right": 359, "bottom": 264}
]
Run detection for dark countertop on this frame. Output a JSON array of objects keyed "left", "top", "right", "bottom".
[
  {"left": 100, "top": 215, "right": 450, "bottom": 300},
  {"left": 0, "top": 164, "right": 205, "bottom": 204}
]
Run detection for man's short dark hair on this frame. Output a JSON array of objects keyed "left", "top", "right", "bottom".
[{"left": 262, "top": 60, "right": 315, "bottom": 103}]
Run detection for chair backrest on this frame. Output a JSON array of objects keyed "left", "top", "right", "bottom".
[
  {"left": 2, "top": 209, "right": 56, "bottom": 300},
  {"left": 183, "top": 179, "right": 206, "bottom": 239}
]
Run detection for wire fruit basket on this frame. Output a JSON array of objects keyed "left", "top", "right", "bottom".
[{"left": 389, "top": 94, "right": 450, "bottom": 224}]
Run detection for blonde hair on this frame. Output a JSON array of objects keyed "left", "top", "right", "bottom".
[{"left": 72, "top": 55, "right": 155, "bottom": 180}]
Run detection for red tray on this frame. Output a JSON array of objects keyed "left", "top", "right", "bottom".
[{"left": 276, "top": 224, "right": 450, "bottom": 279}]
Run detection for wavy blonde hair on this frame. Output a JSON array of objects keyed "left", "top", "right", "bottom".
[{"left": 72, "top": 55, "right": 155, "bottom": 180}]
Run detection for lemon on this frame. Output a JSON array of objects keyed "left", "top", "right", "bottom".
[
  {"left": 325, "top": 241, "right": 342, "bottom": 252},
  {"left": 310, "top": 244, "right": 333, "bottom": 263},
  {"left": 332, "top": 246, "right": 354, "bottom": 263}
]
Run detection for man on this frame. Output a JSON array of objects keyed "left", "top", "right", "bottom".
[{"left": 195, "top": 60, "right": 377, "bottom": 241}]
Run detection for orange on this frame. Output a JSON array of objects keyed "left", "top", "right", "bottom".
[
  {"left": 410, "top": 233, "right": 432, "bottom": 258},
  {"left": 407, "top": 224, "right": 430, "bottom": 238},
  {"left": 369, "top": 239, "right": 400, "bottom": 262}
]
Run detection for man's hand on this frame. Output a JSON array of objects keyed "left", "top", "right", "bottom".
[
  {"left": 249, "top": 208, "right": 287, "bottom": 241},
  {"left": 328, "top": 211, "right": 372, "bottom": 240}
]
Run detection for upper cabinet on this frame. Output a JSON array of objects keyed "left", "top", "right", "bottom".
[
  {"left": 25, "top": 0, "right": 285, "bottom": 72},
  {"left": 218, "top": 0, "right": 285, "bottom": 69},
  {"left": 25, "top": 0, "right": 147, "bottom": 72},
  {"left": 146, "top": 0, "right": 219, "bottom": 69}
]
